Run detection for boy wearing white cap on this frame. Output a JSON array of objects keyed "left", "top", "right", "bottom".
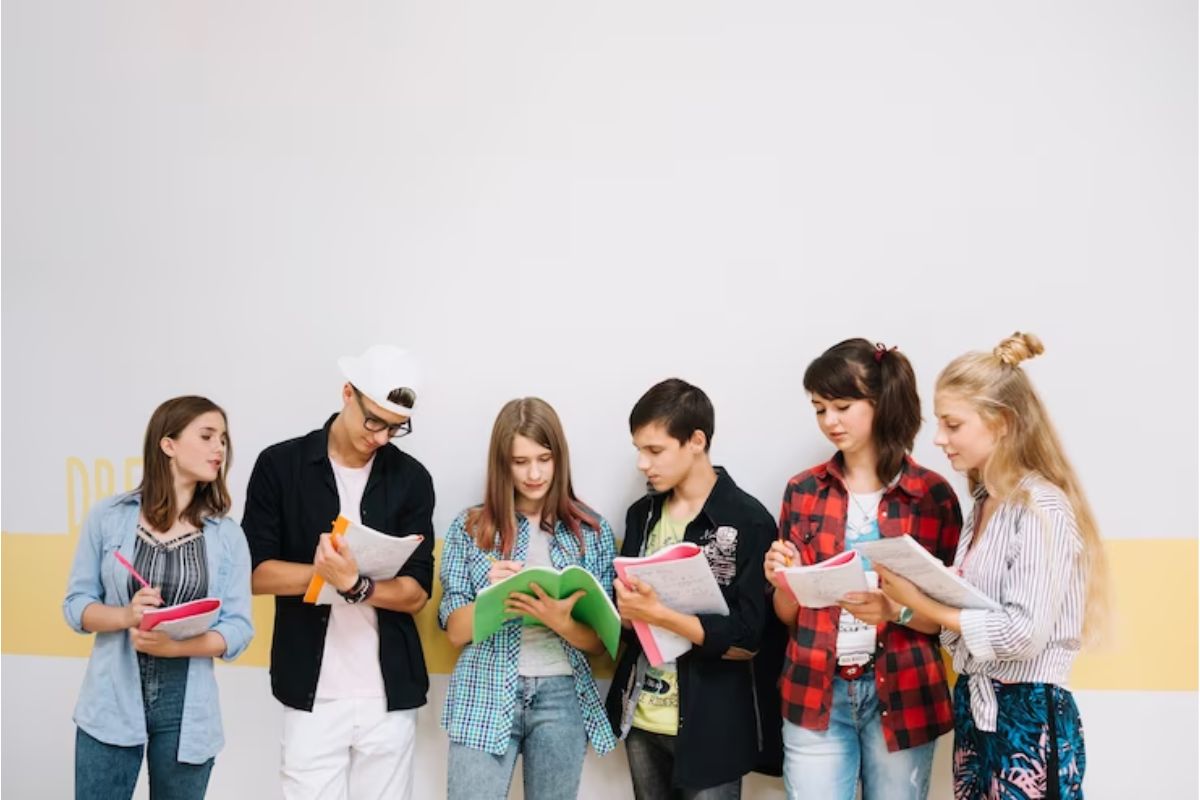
[{"left": 243, "top": 345, "right": 436, "bottom": 800}]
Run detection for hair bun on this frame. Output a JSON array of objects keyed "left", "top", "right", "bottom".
[{"left": 994, "top": 331, "right": 1044, "bottom": 366}]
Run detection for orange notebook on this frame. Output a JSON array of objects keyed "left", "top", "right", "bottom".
[{"left": 302, "top": 516, "right": 351, "bottom": 603}]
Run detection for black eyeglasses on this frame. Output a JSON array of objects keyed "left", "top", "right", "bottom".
[{"left": 352, "top": 387, "right": 413, "bottom": 438}]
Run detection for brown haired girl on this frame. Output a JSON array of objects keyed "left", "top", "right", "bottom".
[
  {"left": 763, "top": 339, "right": 963, "bottom": 800},
  {"left": 437, "top": 398, "right": 617, "bottom": 799},
  {"left": 63, "top": 396, "right": 254, "bottom": 799}
]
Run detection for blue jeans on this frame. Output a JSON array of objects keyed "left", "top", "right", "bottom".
[
  {"left": 782, "top": 670, "right": 936, "bottom": 800},
  {"left": 624, "top": 727, "right": 742, "bottom": 800},
  {"left": 447, "top": 675, "right": 586, "bottom": 800},
  {"left": 75, "top": 656, "right": 214, "bottom": 800}
]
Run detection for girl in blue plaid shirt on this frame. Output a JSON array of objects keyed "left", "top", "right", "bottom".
[{"left": 438, "top": 397, "right": 617, "bottom": 800}]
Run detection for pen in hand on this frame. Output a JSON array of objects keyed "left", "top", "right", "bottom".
[{"left": 114, "top": 551, "right": 151, "bottom": 589}]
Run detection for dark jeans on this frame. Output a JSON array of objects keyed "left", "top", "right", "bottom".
[
  {"left": 75, "top": 656, "right": 214, "bottom": 800},
  {"left": 625, "top": 727, "right": 742, "bottom": 800}
]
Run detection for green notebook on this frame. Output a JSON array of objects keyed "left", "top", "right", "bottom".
[{"left": 471, "top": 565, "right": 621, "bottom": 659}]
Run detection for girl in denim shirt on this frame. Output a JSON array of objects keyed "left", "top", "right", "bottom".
[
  {"left": 438, "top": 397, "right": 617, "bottom": 800},
  {"left": 63, "top": 396, "right": 254, "bottom": 800}
]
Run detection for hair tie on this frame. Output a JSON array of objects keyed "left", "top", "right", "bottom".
[{"left": 873, "top": 342, "right": 898, "bottom": 363}]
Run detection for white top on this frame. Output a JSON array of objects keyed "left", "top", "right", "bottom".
[
  {"left": 518, "top": 521, "right": 573, "bottom": 677},
  {"left": 940, "top": 476, "right": 1086, "bottom": 732},
  {"left": 315, "top": 456, "right": 386, "bottom": 699},
  {"left": 835, "top": 489, "right": 884, "bottom": 660}
]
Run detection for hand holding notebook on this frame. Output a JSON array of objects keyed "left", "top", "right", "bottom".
[
  {"left": 139, "top": 598, "right": 223, "bottom": 640},
  {"left": 614, "top": 543, "right": 729, "bottom": 666},
  {"left": 773, "top": 549, "right": 870, "bottom": 608},
  {"left": 304, "top": 516, "right": 424, "bottom": 605}
]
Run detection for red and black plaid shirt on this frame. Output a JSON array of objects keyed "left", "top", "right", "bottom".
[{"left": 777, "top": 454, "right": 963, "bottom": 751}]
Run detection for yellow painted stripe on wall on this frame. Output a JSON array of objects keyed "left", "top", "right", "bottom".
[{"left": 3, "top": 532, "right": 1193, "bottom": 690}]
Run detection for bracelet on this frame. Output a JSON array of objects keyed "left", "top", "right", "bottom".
[{"left": 338, "top": 576, "right": 374, "bottom": 604}]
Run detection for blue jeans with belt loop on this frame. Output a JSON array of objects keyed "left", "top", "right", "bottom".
[
  {"left": 75, "top": 656, "right": 215, "bottom": 800},
  {"left": 782, "top": 669, "right": 936, "bottom": 800},
  {"left": 447, "top": 675, "right": 587, "bottom": 800}
]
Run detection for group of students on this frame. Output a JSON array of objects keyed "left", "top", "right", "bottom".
[{"left": 63, "top": 334, "right": 1107, "bottom": 800}]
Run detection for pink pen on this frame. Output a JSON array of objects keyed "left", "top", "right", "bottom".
[{"left": 114, "top": 551, "right": 151, "bottom": 589}]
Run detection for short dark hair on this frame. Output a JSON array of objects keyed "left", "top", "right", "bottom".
[
  {"left": 803, "top": 338, "right": 921, "bottom": 486},
  {"left": 629, "top": 378, "right": 715, "bottom": 452}
]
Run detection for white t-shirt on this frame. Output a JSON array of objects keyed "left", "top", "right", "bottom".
[
  {"left": 315, "top": 456, "right": 386, "bottom": 699},
  {"left": 517, "top": 524, "right": 573, "bottom": 677},
  {"left": 835, "top": 489, "right": 884, "bottom": 661}
]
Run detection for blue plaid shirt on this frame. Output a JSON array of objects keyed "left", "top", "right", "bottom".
[{"left": 438, "top": 508, "right": 618, "bottom": 756}]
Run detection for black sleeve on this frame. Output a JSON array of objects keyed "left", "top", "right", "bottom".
[
  {"left": 395, "top": 466, "right": 436, "bottom": 595},
  {"left": 693, "top": 511, "right": 774, "bottom": 658},
  {"left": 242, "top": 450, "right": 284, "bottom": 571}
]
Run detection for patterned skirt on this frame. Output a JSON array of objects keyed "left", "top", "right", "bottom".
[{"left": 952, "top": 678, "right": 1086, "bottom": 800}]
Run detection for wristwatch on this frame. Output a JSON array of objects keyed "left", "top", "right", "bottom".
[
  {"left": 338, "top": 575, "right": 375, "bottom": 604},
  {"left": 895, "top": 605, "right": 914, "bottom": 626}
]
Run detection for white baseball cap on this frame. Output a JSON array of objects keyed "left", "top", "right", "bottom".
[{"left": 337, "top": 345, "right": 422, "bottom": 417}]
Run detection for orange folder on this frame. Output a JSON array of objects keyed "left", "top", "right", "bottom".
[{"left": 303, "top": 516, "right": 350, "bottom": 603}]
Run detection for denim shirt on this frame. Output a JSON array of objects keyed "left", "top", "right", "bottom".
[
  {"left": 63, "top": 492, "right": 254, "bottom": 764},
  {"left": 438, "top": 508, "right": 617, "bottom": 756}
]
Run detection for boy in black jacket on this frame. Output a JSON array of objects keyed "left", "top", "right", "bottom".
[{"left": 606, "top": 378, "right": 777, "bottom": 798}]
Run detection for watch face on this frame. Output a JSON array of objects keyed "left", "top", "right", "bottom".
[{"left": 898, "top": 607, "right": 914, "bottom": 624}]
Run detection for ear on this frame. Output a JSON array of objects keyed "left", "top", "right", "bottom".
[
  {"left": 688, "top": 429, "right": 707, "bottom": 452},
  {"left": 341, "top": 383, "right": 355, "bottom": 406},
  {"left": 992, "top": 409, "right": 1012, "bottom": 440},
  {"left": 160, "top": 436, "right": 176, "bottom": 458}
]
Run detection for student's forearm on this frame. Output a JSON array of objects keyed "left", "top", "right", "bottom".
[
  {"left": 170, "top": 631, "right": 228, "bottom": 658},
  {"left": 913, "top": 595, "right": 961, "bottom": 634},
  {"left": 251, "top": 560, "right": 314, "bottom": 596},
  {"left": 81, "top": 602, "right": 133, "bottom": 633},
  {"left": 647, "top": 607, "right": 706, "bottom": 646},
  {"left": 902, "top": 609, "right": 943, "bottom": 635},
  {"left": 445, "top": 604, "right": 474, "bottom": 648},
  {"left": 772, "top": 590, "right": 799, "bottom": 626},
  {"left": 367, "top": 576, "right": 429, "bottom": 614}
]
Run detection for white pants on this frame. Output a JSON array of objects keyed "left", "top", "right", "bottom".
[{"left": 280, "top": 697, "right": 417, "bottom": 800}]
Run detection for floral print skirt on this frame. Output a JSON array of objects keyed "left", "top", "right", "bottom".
[{"left": 953, "top": 678, "right": 1086, "bottom": 800}]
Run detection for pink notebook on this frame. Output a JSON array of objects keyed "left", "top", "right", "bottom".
[
  {"left": 614, "top": 543, "right": 728, "bottom": 666},
  {"left": 139, "top": 598, "right": 222, "bottom": 639}
]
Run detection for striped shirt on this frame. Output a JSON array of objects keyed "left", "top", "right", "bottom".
[
  {"left": 128, "top": 524, "right": 209, "bottom": 606},
  {"left": 941, "top": 476, "right": 1086, "bottom": 732}
]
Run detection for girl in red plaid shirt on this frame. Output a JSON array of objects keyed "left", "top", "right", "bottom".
[{"left": 764, "top": 339, "right": 963, "bottom": 800}]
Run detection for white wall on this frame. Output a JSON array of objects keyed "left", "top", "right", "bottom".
[{"left": 3, "top": 1, "right": 1195, "bottom": 798}]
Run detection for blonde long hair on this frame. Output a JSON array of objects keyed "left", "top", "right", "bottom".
[
  {"left": 466, "top": 397, "right": 597, "bottom": 558},
  {"left": 936, "top": 332, "right": 1110, "bottom": 645}
]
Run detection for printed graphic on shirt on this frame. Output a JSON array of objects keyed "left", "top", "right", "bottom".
[
  {"left": 701, "top": 525, "right": 739, "bottom": 587},
  {"left": 632, "top": 662, "right": 680, "bottom": 735}
]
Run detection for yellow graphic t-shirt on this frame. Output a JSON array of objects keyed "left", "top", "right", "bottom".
[{"left": 631, "top": 506, "right": 692, "bottom": 735}]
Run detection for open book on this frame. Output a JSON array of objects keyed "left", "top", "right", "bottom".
[
  {"left": 303, "top": 516, "right": 424, "bottom": 605},
  {"left": 855, "top": 535, "right": 1001, "bottom": 611},
  {"left": 472, "top": 565, "right": 621, "bottom": 658},
  {"left": 139, "top": 598, "right": 222, "bottom": 640},
  {"left": 614, "top": 542, "right": 729, "bottom": 667},
  {"left": 774, "top": 549, "right": 869, "bottom": 608}
]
